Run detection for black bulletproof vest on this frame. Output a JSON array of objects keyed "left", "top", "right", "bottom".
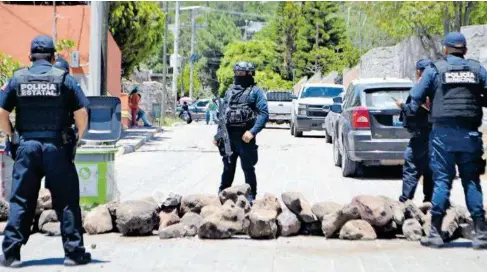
[
  {"left": 13, "top": 66, "right": 71, "bottom": 137},
  {"left": 400, "top": 95, "right": 431, "bottom": 133},
  {"left": 431, "top": 58, "right": 483, "bottom": 128},
  {"left": 224, "top": 85, "right": 256, "bottom": 128}
]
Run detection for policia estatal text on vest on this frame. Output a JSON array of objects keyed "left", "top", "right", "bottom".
[{"left": 0, "top": 35, "right": 91, "bottom": 267}]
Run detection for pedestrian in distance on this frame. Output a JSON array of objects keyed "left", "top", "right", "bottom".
[
  {"left": 128, "top": 86, "right": 141, "bottom": 128},
  {"left": 0, "top": 35, "right": 91, "bottom": 267},
  {"left": 396, "top": 59, "right": 433, "bottom": 204},
  {"left": 405, "top": 32, "right": 487, "bottom": 249},
  {"left": 213, "top": 61, "right": 269, "bottom": 203}
]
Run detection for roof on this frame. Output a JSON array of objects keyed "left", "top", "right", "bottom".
[
  {"left": 351, "top": 78, "right": 414, "bottom": 92},
  {"left": 302, "top": 83, "right": 344, "bottom": 88},
  {"left": 351, "top": 78, "right": 413, "bottom": 85}
]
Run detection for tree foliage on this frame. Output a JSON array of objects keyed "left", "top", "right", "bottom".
[
  {"left": 0, "top": 52, "right": 21, "bottom": 87},
  {"left": 109, "top": 2, "right": 165, "bottom": 77}
]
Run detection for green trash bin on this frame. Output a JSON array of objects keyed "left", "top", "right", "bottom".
[{"left": 75, "top": 96, "right": 121, "bottom": 209}]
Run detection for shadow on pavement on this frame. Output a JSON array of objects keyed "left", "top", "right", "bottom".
[
  {"left": 355, "top": 166, "right": 403, "bottom": 180},
  {"left": 442, "top": 241, "right": 472, "bottom": 248},
  {"left": 21, "top": 258, "right": 109, "bottom": 267},
  {"left": 264, "top": 126, "right": 290, "bottom": 130}
]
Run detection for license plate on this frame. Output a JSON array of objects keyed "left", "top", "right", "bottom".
[{"left": 392, "top": 115, "right": 402, "bottom": 126}]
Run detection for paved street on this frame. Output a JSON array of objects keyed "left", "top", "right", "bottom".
[{"left": 3, "top": 122, "right": 487, "bottom": 271}]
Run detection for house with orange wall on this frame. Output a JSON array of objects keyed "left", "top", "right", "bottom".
[{"left": 0, "top": 3, "right": 122, "bottom": 98}]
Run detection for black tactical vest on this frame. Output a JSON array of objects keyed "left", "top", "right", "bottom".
[
  {"left": 430, "top": 58, "right": 483, "bottom": 128},
  {"left": 400, "top": 95, "right": 431, "bottom": 133},
  {"left": 224, "top": 85, "right": 256, "bottom": 128},
  {"left": 13, "top": 66, "right": 71, "bottom": 137}
]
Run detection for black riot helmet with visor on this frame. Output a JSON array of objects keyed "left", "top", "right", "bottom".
[{"left": 233, "top": 61, "right": 256, "bottom": 88}]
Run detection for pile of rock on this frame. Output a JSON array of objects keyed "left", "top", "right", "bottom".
[{"left": 0, "top": 187, "right": 477, "bottom": 242}]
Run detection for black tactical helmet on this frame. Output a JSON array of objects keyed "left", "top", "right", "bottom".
[
  {"left": 54, "top": 56, "right": 70, "bottom": 72},
  {"left": 233, "top": 61, "right": 256, "bottom": 76}
]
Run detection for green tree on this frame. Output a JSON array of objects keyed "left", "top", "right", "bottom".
[
  {"left": 0, "top": 52, "right": 21, "bottom": 86},
  {"left": 109, "top": 1, "right": 165, "bottom": 77},
  {"left": 178, "top": 64, "right": 203, "bottom": 98},
  {"left": 217, "top": 39, "right": 290, "bottom": 94}
]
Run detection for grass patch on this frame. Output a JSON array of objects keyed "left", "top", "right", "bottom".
[{"left": 160, "top": 116, "right": 181, "bottom": 126}]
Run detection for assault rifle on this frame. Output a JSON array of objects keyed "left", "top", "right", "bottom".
[{"left": 213, "top": 97, "right": 233, "bottom": 162}]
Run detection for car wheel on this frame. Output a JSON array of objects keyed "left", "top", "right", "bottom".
[
  {"left": 341, "top": 139, "right": 361, "bottom": 177},
  {"left": 333, "top": 134, "right": 342, "bottom": 167},
  {"left": 325, "top": 129, "right": 332, "bottom": 143},
  {"left": 290, "top": 121, "right": 295, "bottom": 135},
  {"left": 293, "top": 123, "right": 302, "bottom": 137}
]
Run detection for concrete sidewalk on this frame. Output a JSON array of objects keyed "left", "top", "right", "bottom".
[{"left": 115, "top": 127, "right": 163, "bottom": 156}]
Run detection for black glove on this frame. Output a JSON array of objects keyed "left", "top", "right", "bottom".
[
  {"left": 480, "top": 159, "right": 486, "bottom": 175},
  {"left": 5, "top": 137, "right": 18, "bottom": 160}
]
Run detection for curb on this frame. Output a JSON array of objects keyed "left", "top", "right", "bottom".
[{"left": 115, "top": 128, "right": 162, "bottom": 157}]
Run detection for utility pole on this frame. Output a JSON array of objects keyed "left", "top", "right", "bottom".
[
  {"left": 100, "top": 1, "right": 109, "bottom": 96},
  {"left": 171, "top": 1, "right": 180, "bottom": 115},
  {"left": 52, "top": 1, "right": 57, "bottom": 45},
  {"left": 89, "top": 1, "right": 102, "bottom": 96},
  {"left": 189, "top": 8, "right": 196, "bottom": 99},
  {"left": 358, "top": 7, "right": 363, "bottom": 73},
  {"left": 161, "top": 1, "right": 169, "bottom": 120}
]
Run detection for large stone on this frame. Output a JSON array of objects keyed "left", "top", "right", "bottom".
[
  {"left": 352, "top": 195, "right": 393, "bottom": 227},
  {"left": 277, "top": 210, "right": 301, "bottom": 237},
  {"left": 404, "top": 200, "right": 426, "bottom": 223},
  {"left": 41, "top": 222, "right": 61, "bottom": 236},
  {"left": 381, "top": 198, "right": 405, "bottom": 226},
  {"left": 247, "top": 209, "right": 278, "bottom": 239},
  {"left": 198, "top": 214, "right": 242, "bottom": 239},
  {"left": 281, "top": 192, "right": 317, "bottom": 223},
  {"left": 158, "top": 223, "right": 197, "bottom": 239},
  {"left": 162, "top": 193, "right": 182, "bottom": 209},
  {"left": 219, "top": 184, "right": 251, "bottom": 204},
  {"left": 311, "top": 202, "right": 342, "bottom": 221},
  {"left": 402, "top": 219, "right": 422, "bottom": 241},
  {"left": 322, "top": 204, "right": 360, "bottom": 238},
  {"left": 180, "top": 195, "right": 221, "bottom": 215},
  {"left": 418, "top": 202, "right": 432, "bottom": 214},
  {"left": 200, "top": 205, "right": 222, "bottom": 219},
  {"left": 235, "top": 195, "right": 251, "bottom": 213},
  {"left": 252, "top": 193, "right": 282, "bottom": 214},
  {"left": 37, "top": 188, "right": 52, "bottom": 211},
  {"left": 116, "top": 200, "right": 159, "bottom": 236},
  {"left": 0, "top": 198, "right": 9, "bottom": 221},
  {"left": 158, "top": 208, "right": 180, "bottom": 229},
  {"left": 339, "top": 220, "right": 377, "bottom": 240},
  {"left": 180, "top": 212, "right": 203, "bottom": 230},
  {"left": 38, "top": 209, "right": 58, "bottom": 230},
  {"left": 83, "top": 205, "right": 113, "bottom": 234},
  {"left": 221, "top": 202, "right": 245, "bottom": 223},
  {"left": 106, "top": 201, "right": 119, "bottom": 231}
]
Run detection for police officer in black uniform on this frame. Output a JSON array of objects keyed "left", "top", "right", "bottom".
[
  {"left": 214, "top": 61, "right": 268, "bottom": 202},
  {"left": 407, "top": 32, "right": 487, "bottom": 249},
  {"left": 397, "top": 59, "right": 433, "bottom": 203},
  {"left": 0, "top": 35, "right": 91, "bottom": 267}
]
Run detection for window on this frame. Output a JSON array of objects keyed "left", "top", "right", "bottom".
[
  {"left": 266, "top": 91, "right": 293, "bottom": 102},
  {"left": 195, "top": 100, "right": 209, "bottom": 107},
  {"left": 365, "top": 88, "right": 410, "bottom": 109},
  {"left": 300, "top": 86, "right": 343, "bottom": 98}
]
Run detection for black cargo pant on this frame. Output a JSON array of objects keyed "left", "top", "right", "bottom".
[
  {"left": 219, "top": 131, "right": 259, "bottom": 197},
  {"left": 399, "top": 129, "right": 433, "bottom": 203}
]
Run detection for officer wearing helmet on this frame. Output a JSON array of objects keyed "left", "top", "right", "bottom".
[
  {"left": 407, "top": 32, "right": 487, "bottom": 249},
  {"left": 54, "top": 56, "right": 70, "bottom": 72},
  {"left": 213, "top": 61, "right": 269, "bottom": 203},
  {"left": 396, "top": 59, "right": 433, "bottom": 204},
  {"left": 0, "top": 35, "right": 91, "bottom": 267}
]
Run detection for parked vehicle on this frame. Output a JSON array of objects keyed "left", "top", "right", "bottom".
[
  {"left": 176, "top": 99, "right": 210, "bottom": 121},
  {"left": 266, "top": 91, "right": 296, "bottom": 125},
  {"left": 290, "top": 83, "right": 344, "bottom": 137},
  {"left": 323, "top": 94, "right": 344, "bottom": 143},
  {"left": 330, "top": 78, "right": 414, "bottom": 177}
]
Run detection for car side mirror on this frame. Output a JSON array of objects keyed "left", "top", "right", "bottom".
[
  {"left": 330, "top": 104, "right": 342, "bottom": 113},
  {"left": 332, "top": 96, "right": 343, "bottom": 104},
  {"left": 291, "top": 94, "right": 298, "bottom": 100}
]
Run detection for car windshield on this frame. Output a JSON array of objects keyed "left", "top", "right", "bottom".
[
  {"left": 194, "top": 100, "right": 209, "bottom": 107},
  {"left": 300, "top": 87, "right": 343, "bottom": 98},
  {"left": 365, "top": 88, "right": 410, "bottom": 109},
  {"left": 266, "top": 92, "right": 293, "bottom": 102}
]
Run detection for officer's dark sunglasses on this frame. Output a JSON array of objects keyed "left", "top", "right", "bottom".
[{"left": 235, "top": 70, "right": 254, "bottom": 76}]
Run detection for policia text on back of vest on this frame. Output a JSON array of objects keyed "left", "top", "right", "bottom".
[{"left": 430, "top": 58, "right": 484, "bottom": 129}]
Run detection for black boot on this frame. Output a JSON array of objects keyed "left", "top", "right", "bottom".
[
  {"left": 64, "top": 252, "right": 91, "bottom": 266},
  {"left": 0, "top": 254, "right": 22, "bottom": 268},
  {"left": 472, "top": 217, "right": 487, "bottom": 250},
  {"left": 420, "top": 215, "right": 444, "bottom": 248}
]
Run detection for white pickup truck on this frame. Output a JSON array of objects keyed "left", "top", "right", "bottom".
[
  {"left": 290, "top": 83, "right": 344, "bottom": 137},
  {"left": 266, "top": 91, "right": 296, "bottom": 125}
]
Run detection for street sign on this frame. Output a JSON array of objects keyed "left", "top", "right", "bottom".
[{"left": 71, "top": 51, "right": 80, "bottom": 68}]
